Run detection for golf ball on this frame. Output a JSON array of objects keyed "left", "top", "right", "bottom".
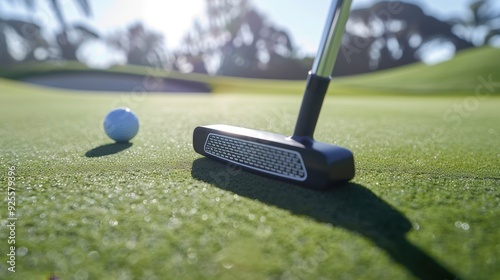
[{"left": 103, "top": 108, "right": 139, "bottom": 142}]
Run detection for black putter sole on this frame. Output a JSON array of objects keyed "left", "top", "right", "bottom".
[{"left": 193, "top": 0, "right": 354, "bottom": 190}]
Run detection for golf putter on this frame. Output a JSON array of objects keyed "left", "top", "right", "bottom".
[{"left": 193, "top": 0, "right": 354, "bottom": 190}]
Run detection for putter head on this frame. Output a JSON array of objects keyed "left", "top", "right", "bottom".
[{"left": 193, "top": 124, "right": 355, "bottom": 190}]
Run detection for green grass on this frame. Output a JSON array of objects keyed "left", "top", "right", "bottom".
[
  {"left": 1, "top": 47, "right": 499, "bottom": 279},
  {"left": 337, "top": 47, "right": 500, "bottom": 95},
  {"left": 3, "top": 47, "right": 500, "bottom": 96},
  {"left": 208, "top": 46, "right": 500, "bottom": 95},
  {"left": 0, "top": 69, "right": 499, "bottom": 280}
]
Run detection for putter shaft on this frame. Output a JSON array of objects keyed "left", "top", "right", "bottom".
[{"left": 293, "top": 0, "right": 352, "bottom": 140}]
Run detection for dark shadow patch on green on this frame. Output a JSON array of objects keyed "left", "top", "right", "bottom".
[
  {"left": 85, "top": 143, "right": 132, "bottom": 158},
  {"left": 191, "top": 158, "right": 459, "bottom": 280}
]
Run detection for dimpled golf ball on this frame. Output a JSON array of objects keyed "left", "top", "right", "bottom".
[{"left": 103, "top": 108, "right": 139, "bottom": 142}]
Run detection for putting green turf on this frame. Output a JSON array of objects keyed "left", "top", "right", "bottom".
[{"left": 0, "top": 70, "right": 499, "bottom": 280}]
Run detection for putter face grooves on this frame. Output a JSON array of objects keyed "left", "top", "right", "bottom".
[{"left": 204, "top": 133, "right": 308, "bottom": 181}]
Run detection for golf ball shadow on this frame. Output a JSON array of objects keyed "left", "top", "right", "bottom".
[{"left": 85, "top": 142, "right": 133, "bottom": 158}]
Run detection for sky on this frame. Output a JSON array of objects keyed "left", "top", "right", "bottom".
[
  {"left": 1, "top": 0, "right": 499, "bottom": 65},
  {"left": 89, "top": 0, "right": 496, "bottom": 54}
]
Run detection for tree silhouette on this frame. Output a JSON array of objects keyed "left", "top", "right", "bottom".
[
  {"left": 177, "top": 0, "right": 483, "bottom": 79},
  {"left": 49, "top": 0, "right": 97, "bottom": 60},
  {"left": 48, "top": 0, "right": 92, "bottom": 30},
  {"left": 176, "top": 0, "right": 307, "bottom": 79},
  {"left": 334, "top": 1, "right": 474, "bottom": 76},
  {"left": 107, "top": 23, "right": 168, "bottom": 68},
  {"left": 0, "top": 19, "right": 50, "bottom": 65},
  {"left": 449, "top": 0, "right": 500, "bottom": 46},
  {"left": 1, "top": 0, "right": 96, "bottom": 61}
]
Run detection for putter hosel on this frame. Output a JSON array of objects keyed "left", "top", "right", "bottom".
[{"left": 292, "top": 73, "right": 331, "bottom": 140}]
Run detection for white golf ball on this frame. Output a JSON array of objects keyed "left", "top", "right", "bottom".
[{"left": 103, "top": 108, "right": 139, "bottom": 142}]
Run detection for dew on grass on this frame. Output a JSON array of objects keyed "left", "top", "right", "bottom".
[
  {"left": 222, "top": 262, "right": 234, "bottom": 269},
  {"left": 167, "top": 217, "right": 182, "bottom": 229},
  {"left": 187, "top": 252, "right": 198, "bottom": 264},
  {"left": 87, "top": 251, "right": 100, "bottom": 260},
  {"left": 227, "top": 231, "right": 235, "bottom": 239},
  {"left": 74, "top": 269, "right": 88, "bottom": 280},
  {"left": 126, "top": 239, "right": 136, "bottom": 250},
  {"left": 71, "top": 252, "right": 85, "bottom": 265},
  {"left": 455, "top": 221, "right": 470, "bottom": 230},
  {"left": 413, "top": 222, "right": 420, "bottom": 230},
  {"left": 257, "top": 225, "right": 273, "bottom": 237},
  {"left": 17, "top": 247, "right": 28, "bottom": 256}
]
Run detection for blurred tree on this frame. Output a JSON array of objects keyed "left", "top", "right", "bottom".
[
  {"left": 0, "top": 0, "right": 97, "bottom": 62},
  {"left": 107, "top": 23, "right": 169, "bottom": 68},
  {"left": 176, "top": 0, "right": 309, "bottom": 79},
  {"left": 333, "top": 1, "right": 474, "bottom": 76},
  {"left": 49, "top": 0, "right": 97, "bottom": 60},
  {"left": 449, "top": 0, "right": 500, "bottom": 46},
  {"left": 0, "top": 19, "right": 50, "bottom": 64},
  {"left": 0, "top": 0, "right": 49, "bottom": 64},
  {"left": 178, "top": 0, "right": 481, "bottom": 79},
  {"left": 55, "top": 24, "right": 98, "bottom": 61}
]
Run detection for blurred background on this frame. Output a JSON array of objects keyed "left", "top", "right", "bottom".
[{"left": 0, "top": 0, "right": 499, "bottom": 80}]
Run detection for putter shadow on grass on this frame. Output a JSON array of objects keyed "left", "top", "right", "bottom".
[
  {"left": 191, "top": 158, "right": 459, "bottom": 280},
  {"left": 85, "top": 142, "right": 133, "bottom": 158}
]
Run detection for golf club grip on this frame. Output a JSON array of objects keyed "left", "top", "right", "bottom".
[{"left": 293, "top": 0, "right": 352, "bottom": 139}]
